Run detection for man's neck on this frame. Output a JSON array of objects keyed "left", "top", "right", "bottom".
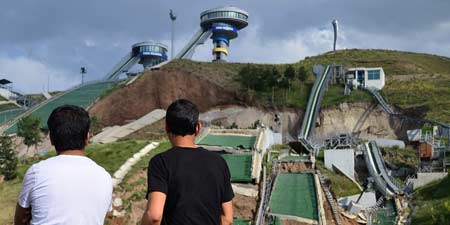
[
  {"left": 169, "top": 135, "right": 197, "bottom": 148},
  {"left": 57, "top": 149, "right": 85, "bottom": 156}
]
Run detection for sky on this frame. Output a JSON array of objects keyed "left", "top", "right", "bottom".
[{"left": 1, "top": 0, "right": 449, "bottom": 94}]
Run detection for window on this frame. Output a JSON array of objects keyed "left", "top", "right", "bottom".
[{"left": 368, "top": 70, "right": 380, "bottom": 80}]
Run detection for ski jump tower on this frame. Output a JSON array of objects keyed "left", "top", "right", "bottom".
[
  {"left": 175, "top": 6, "right": 249, "bottom": 62},
  {"left": 104, "top": 41, "right": 168, "bottom": 80}
]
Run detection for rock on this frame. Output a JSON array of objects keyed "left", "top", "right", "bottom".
[
  {"left": 113, "top": 197, "right": 123, "bottom": 208},
  {"left": 112, "top": 209, "right": 126, "bottom": 217}
]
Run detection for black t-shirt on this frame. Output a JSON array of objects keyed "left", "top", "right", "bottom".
[{"left": 146, "top": 146, "right": 234, "bottom": 225}]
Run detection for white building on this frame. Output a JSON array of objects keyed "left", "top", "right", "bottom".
[{"left": 346, "top": 67, "right": 386, "bottom": 90}]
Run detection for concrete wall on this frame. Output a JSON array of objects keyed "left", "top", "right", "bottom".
[
  {"left": 253, "top": 128, "right": 282, "bottom": 183},
  {"left": 374, "top": 138, "right": 405, "bottom": 149},
  {"left": 409, "top": 172, "right": 448, "bottom": 189},
  {"left": 324, "top": 149, "right": 355, "bottom": 178}
]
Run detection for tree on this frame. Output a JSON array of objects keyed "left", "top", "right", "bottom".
[
  {"left": 17, "top": 116, "right": 42, "bottom": 156},
  {"left": 284, "top": 65, "right": 296, "bottom": 93},
  {"left": 236, "top": 64, "right": 252, "bottom": 91},
  {"left": 0, "top": 136, "right": 18, "bottom": 180},
  {"left": 278, "top": 77, "right": 290, "bottom": 102},
  {"left": 266, "top": 67, "right": 280, "bottom": 103},
  {"left": 298, "top": 66, "right": 308, "bottom": 83}
]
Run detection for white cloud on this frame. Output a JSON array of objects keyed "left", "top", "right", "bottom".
[
  {"left": 84, "top": 39, "right": 97, "bottom": 47},
  {"left": 0, "top": 56, "right": 79, "bottom": 94}
]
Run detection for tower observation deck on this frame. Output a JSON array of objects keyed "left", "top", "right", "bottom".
[
  {"left": 104, "top": 41, "right": 168, "bottom": 80},
  {"left": 175, "top": 6, "right": 249, "bottom": 62},
  {"left": 201, "top": 7, "right": 249, "bottom": 62},
  {"left": 132, "top": 42, "right": 168, "bottom": 68}
]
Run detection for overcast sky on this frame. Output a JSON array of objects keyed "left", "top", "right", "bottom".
[{"left": 1, "top": 0, "right": 449, "bottom": 93}]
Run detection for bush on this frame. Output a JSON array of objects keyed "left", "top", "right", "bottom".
[
  {"left": 17, "top": 115, "right": 42, "bottom": 155},
  {"left": 0, "top": 136, "right": 18, "bottom": 180}
]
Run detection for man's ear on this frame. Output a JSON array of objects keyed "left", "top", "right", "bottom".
[{"left": 195, "top": 122, "right": 202, "bottom": 136}]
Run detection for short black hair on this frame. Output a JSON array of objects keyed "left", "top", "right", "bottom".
[
  {"left": 47, "top": 105, "right": 90, "bottom": 152},
  {"left": 166, "top": 99, "right": 199, "bottom": 136}
]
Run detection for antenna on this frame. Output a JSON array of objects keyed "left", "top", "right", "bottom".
[
  {"left": 169, "top": 9, "right": 177, "bottom": 59},
  {"left": 332, "top": 19, "right": 338, "bottom": 51}
]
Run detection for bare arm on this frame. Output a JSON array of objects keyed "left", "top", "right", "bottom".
[
  {"left": 14, "top": 203, "right": 31, "bottom": 225},
  {"left": 141, "top": 192, "right": 166, "bottom": 225},
  {"left": 221, "top": 200, "right": 233, "bottom": 225}
]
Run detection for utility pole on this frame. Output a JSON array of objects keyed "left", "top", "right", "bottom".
[
  {"left": 169, "top": 9, "right": 177, "bottom": 59},
  {"left": 80, "top": 67, "right": 87, "bottom": 84}
]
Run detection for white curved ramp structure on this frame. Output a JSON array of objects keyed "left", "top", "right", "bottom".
[{"left": 363, "top": 141, "right": 403, "bottom": 197}]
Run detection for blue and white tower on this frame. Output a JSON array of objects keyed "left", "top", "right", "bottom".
[
  {"left": 132, "top": 42, "right": 168, "bottom": 69},
  {"left": 200, "top": 7, "right": 249, "bottom": 62}
]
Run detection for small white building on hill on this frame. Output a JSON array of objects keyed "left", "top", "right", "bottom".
[{"left": 346, "top": 67, "right": 386, "bottom": 90}]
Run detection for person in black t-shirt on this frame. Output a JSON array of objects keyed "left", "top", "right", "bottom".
[{"left": 141, "top": 99, "right": 234, "bottom": 225}]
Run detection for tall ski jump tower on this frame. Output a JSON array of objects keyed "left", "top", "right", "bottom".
[
  {"left": 200, "top": 7, "right": 249, "bottom": 62},
  {"left": 175, "top": 6, "right": 248, "bottom": 62}
]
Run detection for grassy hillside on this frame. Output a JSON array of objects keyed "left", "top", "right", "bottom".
[
  {"left": 412, "top": 175, "right": 450, "bottom": 225},
  {"left": 164, "top": 49, "right": 450, "bottom": 122},
  {"left": 297, "top": 49, "right": 450, "bottom": 76}
]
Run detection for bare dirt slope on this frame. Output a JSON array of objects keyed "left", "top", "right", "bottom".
[{"left": 90, "top": 69, "right": 243, "bottom": 126}]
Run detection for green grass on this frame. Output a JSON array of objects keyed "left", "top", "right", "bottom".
[
  {"left": 120, "top": 141, "right": 171, "bottom": 190},
  {"left": 321, "top": 85, "right": 374, "bottom": 108},
  {"left": 85, "top": 140, "right": 150, "bottom": 174},
  {"left": 382, "top": 76, "right": 450, "bottom": 122},
  {"left": 116, "top": 141, "right": 171, "bottom": 214},
  {"left": 0, "top": 139, "right": 149, "bottom": 224},
  {"left": 315, "top": 161, "right": 360, "bottom": 198},
  {"left": 315, "top": 149, "right": 360, "bottom": 198},
  {"left": 297, "top": 49, "right": 450, "bottom": 76},
  {"left": 0, "top": 103, "right": 19, "bottom": 111},
  {"left": 165, "top": 49, "right": 450, "bottom": 123},
  {"left": 412, "top": 174, "right": 450, "bottom": 225},
  {"left": 382, "top": 146, "right": 419, "bottom": 170},
  {"left": 0, "top": 158, "right": 39, "bottom": 224}
]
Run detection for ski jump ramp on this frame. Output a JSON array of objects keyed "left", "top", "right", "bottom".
[
  {"left": 363, "top": 141, "right": 403, "bottom": 197},
  {"left": 297, "top": 65, "right": 333, "bottom": 153}
]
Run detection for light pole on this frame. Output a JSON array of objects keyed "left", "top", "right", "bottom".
[
  {"left": 80, "top": 67, "right": 87, "bottom": 84},
  {"left": 169, "top": 9, "right": 177, "bottom": 59}
]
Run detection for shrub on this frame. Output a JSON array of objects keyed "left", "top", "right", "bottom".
[{"left": 0, "top": 136, "right": 18, "bottom": 180}]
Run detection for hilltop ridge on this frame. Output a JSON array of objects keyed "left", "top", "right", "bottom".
[{"left": 90, "top": 49, "right": 450, "bottom": 125}]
